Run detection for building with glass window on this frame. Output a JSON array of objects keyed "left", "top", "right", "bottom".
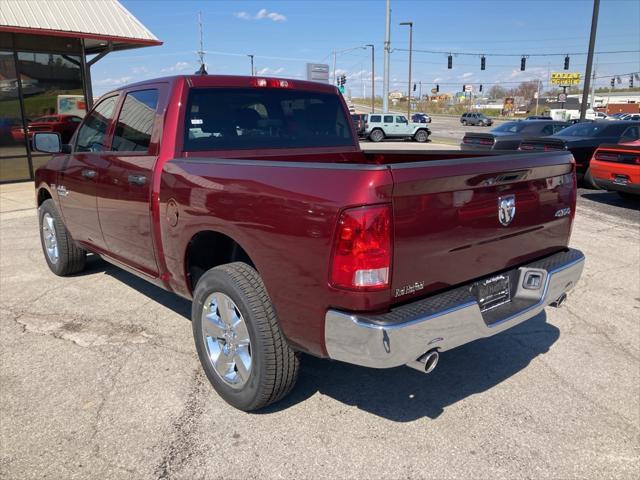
[{"left": 0, "top": 0, "right": 161, "bottom": 182}]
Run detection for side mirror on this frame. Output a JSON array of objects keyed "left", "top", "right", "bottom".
[{"left": 33, "top": 132, "right": 62, "bottom": 153}]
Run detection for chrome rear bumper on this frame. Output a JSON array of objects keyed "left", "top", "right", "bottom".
[{"left": 324, "top": 249, "right": 585, "bottom": 369}]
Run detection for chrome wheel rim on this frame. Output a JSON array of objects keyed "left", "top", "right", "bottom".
[
  {"left": 42, "top": 212, "right": 59, "bottom": 264},
  {"left": 201, "top": 292, "right": 252, "bottom": 388}
]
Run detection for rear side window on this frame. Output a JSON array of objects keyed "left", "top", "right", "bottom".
[
  {"left": 184, "top": 88, "right": 353, "bottom": 151},
  {"left": 75, "top": 96, "right": 117, "bottom": 152},
  {"left": 369, "top": 115, "right": 381, "bottom": 123},
  {"left": 621, "top": 126, "right": 640, "bottom": 143},
  {"left": 384, "top": 115, "right": 394, "bottom": 123},
  {"left": 112, "top": 89, "right": 159, "bottom": 152}
]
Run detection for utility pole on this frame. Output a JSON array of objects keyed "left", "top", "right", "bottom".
[
  {"left": 383, "top": 0, "right": 391, "bottom": 112},
  {"left": 418, "top": 81, "right": 422, "bottom": 109},
  {"left": 580, "top": 0, "right": 600, "bottom": 120},
  {"left": 366, "top": 44, "right": 375, "bottom": 112},
  {"left": 196, "top": 11, "right": 207, "bottom": 75},
  {"left": 332, "top": 50, "right": 337, "bottom": 86},
  {"left": 535, "top": 79, "right": 540, "bottom": 114},
  {"left": 400, "top": 21, "right": 413, "bottom": 119},
  {"left": 248, "top": 55, "right": 254, "bottom": 76}
]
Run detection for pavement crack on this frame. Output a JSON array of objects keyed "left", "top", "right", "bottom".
[{"left": 154, "top": 368, "right": 209, "bottom": 480}]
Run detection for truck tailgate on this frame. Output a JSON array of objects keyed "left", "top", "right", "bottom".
[{"left": 389, "top": 151, "right": 576, "bottom": 303}]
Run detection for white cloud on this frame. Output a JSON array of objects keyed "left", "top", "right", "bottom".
[
  {"left": 161, "top": 61, "right": 191, "bottom": 73},
  {"left": 432, "top": 77, "right": 442, "bottom": 82},
  {"left": 131, "top": 66, "right": 149, "bottom": 75},
  {"left": 235, "top": 9, "right": 286, "bottom": 22},
  {"left": 257, "top": 67, "right": 285, "bottom": 75},
  {"left": 460, "top": 72, "right": 474, "bottom": 79},
  {"left": 95, "top": 76, "right": 132, "bottom": 86}
]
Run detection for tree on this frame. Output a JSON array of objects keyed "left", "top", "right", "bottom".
[
  {"left": 488, "top": 85, "right": 507, "bottom": 99},
  {"left": 512, "top": 81, "right": 539, "bottom": 101}
]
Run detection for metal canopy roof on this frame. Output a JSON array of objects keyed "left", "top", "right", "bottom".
[{"left": 0, "top": 0, "right": 162, "bottom": 53}]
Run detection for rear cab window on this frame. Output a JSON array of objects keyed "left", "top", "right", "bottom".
[
  {"left": 183, "top": 88, "right": 354, "bottom": 151},
  {"left": 112, "top": 89, "right": 159, "bottom": 152}
]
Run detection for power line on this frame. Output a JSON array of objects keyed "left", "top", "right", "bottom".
[{"left": 394, "top": 48, "right": 640, "bottom": 57}]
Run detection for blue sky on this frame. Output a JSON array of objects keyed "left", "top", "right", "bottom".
[{"left": 92, "top": 0, "right": 640, "bottom": 96}]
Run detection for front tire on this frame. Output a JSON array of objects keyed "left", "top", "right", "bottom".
[
  {"left": 192, "top": 262, "right": 299, "bottom": 411},
  {"left": 462, "top": 120, "right": 467, "bottom": 126},
  {"left": 38, "top": 199, "right": 86, "bottom": 276},
  {"left": 414, "top": 130, "right": 429, "bottom": 143}
]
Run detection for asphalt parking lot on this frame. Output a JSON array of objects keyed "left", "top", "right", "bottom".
[{"left": 1, "top": 181, "right": 638, "bottom": 479}]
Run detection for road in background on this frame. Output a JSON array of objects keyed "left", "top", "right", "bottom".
[
  {"left": 351, "top": 102, "right": 507, "bottom": 145},
  {"left": 1, "top": 181, "right": 638, "bottom": 479}
]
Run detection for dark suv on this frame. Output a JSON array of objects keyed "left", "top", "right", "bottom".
[
  {"left": 461, "top": 112, "right": 493, "bottom": 127},
  {"left": 350, "top": 114, "right": 367, "bottom": 138}
]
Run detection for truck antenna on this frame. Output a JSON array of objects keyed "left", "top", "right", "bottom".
[{"left": 196, "top": 11, "right": 207, "bottom": 75}]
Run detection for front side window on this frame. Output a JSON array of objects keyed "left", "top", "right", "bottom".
[
  {"left": 396, "top": 116, "right": 407, "bottom": 123},
  {"left": 112, "top": 89, "right": 159, "bottom": 152},
  {"left": 184, "top": 88, "right": 353, "bottom": 151},
  {"left": 75, "top": 96, "right": 118, "bottom": 152}
]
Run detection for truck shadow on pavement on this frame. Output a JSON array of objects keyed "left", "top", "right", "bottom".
[
  {"left": 88, "top": 257, "right": 559, "bottom": 422},
  {"left": 265, "top": 313, "right": 559, "bottom": 422}
]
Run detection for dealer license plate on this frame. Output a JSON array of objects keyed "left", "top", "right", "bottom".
[{"left": 472, "top": 275, "right": 511, "bottom": 312}]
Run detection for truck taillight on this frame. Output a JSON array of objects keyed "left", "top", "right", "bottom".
[{"left": 330, "top": 204, "right": 392, "bottom": 291}]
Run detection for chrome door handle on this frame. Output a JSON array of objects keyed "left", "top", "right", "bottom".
[
  {"left": 81, "top": 169, "right": 97, "bottom": 179},
  {"left": 128, "top": 174, "right": 147, "bottom": 186}
]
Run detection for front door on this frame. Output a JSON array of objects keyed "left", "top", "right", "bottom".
[
  {"left": 96, "top": 88, "right": 161, "bottom": 276},
  {"left": 58, "top": 95, "right": 119, "bottom": 249}
]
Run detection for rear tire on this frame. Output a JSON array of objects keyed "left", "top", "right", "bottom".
[
  {"left": 38, "top": 199, "right": 86, "bottom": 276},
  {"left": 583, "top": 167, "right": 601, "bottom": 190},
  {"left": 370, "top": 129, "right": 385, "bottom": 142},
  {"left": 192, "top": 262, "right": 299, "bottom": 411}
]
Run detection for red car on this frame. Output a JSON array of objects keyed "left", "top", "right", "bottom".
[
  {"left": 32, "top": 75, "right": 584, "bottom": 411},
  {"left": 11, "top": 114, "right": 83, "bottom": 144},
  {"left": 590, "top": 140, "right": 640, "bottom": 199}
]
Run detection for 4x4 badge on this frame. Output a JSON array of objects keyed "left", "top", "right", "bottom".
[{"left": 498, "top": 195, "right": 516, "bottom": 226}]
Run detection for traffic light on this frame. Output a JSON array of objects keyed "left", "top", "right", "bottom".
[
  {"left": 631, "top": 75, "right": 634, "bottom": 88},
  {"left": 611, "top": 77, "right": 615, "bottom": 88},
  {"left": 479, "top": 84, "right": 483, "bottom": 92},
  {"left": 481, "top": 56, "right": 486, "bottom": 71},
  {"left": 448, "top": 55, "right": 452, "bottom": 69},
  {"left": 413, "top": 83, "right": 416, "bottom": 92},
  {"left": 520, "top": 57, "right": 526, "bottom": 71},
  {"left": 436, "top": 84, "right": 439, "bottom": 93},
  {"left": 564, "top": 55, "right": 570, "bottom": 70}
]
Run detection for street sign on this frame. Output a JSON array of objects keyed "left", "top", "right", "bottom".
[
  {"left": 338, "top": 85, "right": 345, "bottom": 94},
  {"left": 306, "top": 63, "right": 329, "bottom": 83},
  {"left": 558, "top": 93, "right": 567, "bottom": 103},
  {"left": 550, "top": 72, "right": 581, "bottom": 85},
  {"left": 464, "top": 84, "right": 473, "bottom": 92}
]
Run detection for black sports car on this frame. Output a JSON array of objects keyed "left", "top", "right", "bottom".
[
  {"left": 461, "top": 120, "right": 569, "bottom": 151},
  {"left": 518, "top": 120, "right": 640, "bottom": 187}
]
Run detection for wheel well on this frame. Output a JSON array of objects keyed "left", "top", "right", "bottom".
[
  {"left": 37, "top": 188, "right": 52, "bottom": 207},
  {"left": 185, "top": 231, "right": 255, "bottom": 292}
]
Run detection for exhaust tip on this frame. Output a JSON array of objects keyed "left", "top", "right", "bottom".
[
  {"left": 406, "top": 349, "right": 439, "bottom": 374},
  {"left": 423, "top": 350, "right": 439, "bottom": 374},
  {"left": 550, "top": 293, "right": 567, "bottom": 308}
]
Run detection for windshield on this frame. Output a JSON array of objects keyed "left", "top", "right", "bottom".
[
  {"left": 183, "top": 87, "right": 354, "bottom": 151},
  {"left": 555, "top": 122, "right": 611, "bottom": 137},
  {"left": 492, "top": 122, "right": 526, "bottom": 133}
]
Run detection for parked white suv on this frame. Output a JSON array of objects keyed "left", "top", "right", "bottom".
[{"left": 365, "top": 113, "right": 431, "bottom": 142}]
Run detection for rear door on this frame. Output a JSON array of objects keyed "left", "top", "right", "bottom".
[
  {"left": 96, "top": 87, "right": 164, "bottom": 276},
  {"left": 58, "top": 95, "right": 119, "bottom": 249},
  {"left": 388, "top": 152, "right": 576, "bottom": 303},
  {"left": 383, "top": 115, "right": 395, "bottom": 136}
]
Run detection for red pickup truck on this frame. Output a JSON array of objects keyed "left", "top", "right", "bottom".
[{"left": 33, "top": 75, "right": 585, "bottom": 411}]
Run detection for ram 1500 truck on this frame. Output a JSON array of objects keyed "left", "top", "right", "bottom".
[{"left": 33, "top": 75, "right": 585, "bottom": 411}]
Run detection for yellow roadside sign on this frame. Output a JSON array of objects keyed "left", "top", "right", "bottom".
[{"left": 550, "top": 72, "right": 582, "bottom": 85}]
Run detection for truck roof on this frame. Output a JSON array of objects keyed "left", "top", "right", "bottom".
[{"left": 102, "top": 74, "right": 339, "bottom": 97}]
